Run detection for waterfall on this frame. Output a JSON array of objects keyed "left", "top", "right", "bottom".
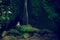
[{"left": 25, "top": 0, "right": 29, "bottom": 25}]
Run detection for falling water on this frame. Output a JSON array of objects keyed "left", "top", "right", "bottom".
[
  {"left": 25, "top": 0, "right": 29, "bottom": 25},
  {"left": 16, "top": 22, "right": 20, "bottom": 26}
]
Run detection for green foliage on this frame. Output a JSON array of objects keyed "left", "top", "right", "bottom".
[
  {"left": 1, "top": 16, "right": 6, "bottom": 20},
  {"left": 7, "top": 16, "right": 10, "bottom": 20},
  {"left": 9, "top": 29, "right": 21, "bottom": 36},
  {"left": 0, "top": 5, "right": 12, "bottom": 22},
  {"left": 9, "top": 29, "right": 18, "bottom": 33},
  {"left": 42, "top": 0, "right": 58, "bottom": 20},
  {"left": 1, "top": 16, "right": 10, "bottom": 21},
  {"left": 16, "top": 25, "right": 34, "bottom": 32},
  {"left": 16, "top": 25, "right": 21, "bottom": 30},
  {"left": 20, "top": 25, "right": 34, "bottom": 31},
  {"left": 22, "top": 33, "right": 30, "bottom": 39},
  {"left": 0, "top": 0, "right": 2, "bottom": 3},
  {"left": 48, "top": 13, "right": 58, "bottom": 20}
]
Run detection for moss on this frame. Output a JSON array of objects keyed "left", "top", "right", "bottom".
[
  {"left": 22, "top": 33, "right": 30, "bottom": 39},
  {"left": 16, "top": 25, "right": 35, "bottom": 32},
  {"left": 2, "top": 36, "right": 18, "bottom": 40}
]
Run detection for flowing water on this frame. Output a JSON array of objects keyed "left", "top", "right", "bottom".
[{"left": 24, "top": 0, "right": 29, "bottom": 25}]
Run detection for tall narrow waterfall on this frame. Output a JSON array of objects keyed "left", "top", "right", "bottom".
[{"left": 25, "top": 0, "right": 29, "bottom": 25}]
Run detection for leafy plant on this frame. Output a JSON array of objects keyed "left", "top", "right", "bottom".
[{"left": 16, "top": 25, "right": 35, "bottom": 32}]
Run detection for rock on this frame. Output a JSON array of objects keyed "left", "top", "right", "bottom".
[{"left": 2, "top": 36, "right": 18, "bottom": 40}]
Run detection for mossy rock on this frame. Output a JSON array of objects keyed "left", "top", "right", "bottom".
[
  {"left": 16, "top": 25, "right": 35, "bottom": 32},
  {"left": 8, "top": 29, "right": 21, "bottom": 36},
  {"left": 2, "top": 36, "right": 18, "bottom": 40},
  {"left": 22, "top": 33, "right": 30, "bottom": 39}
]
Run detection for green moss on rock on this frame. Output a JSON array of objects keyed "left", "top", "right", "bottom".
[
  {"left": 2, "top": 36, "right": 18, "bottom": 40},
  {"left": 16, "top": 25, "right": 35, "bottom": 32}
]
